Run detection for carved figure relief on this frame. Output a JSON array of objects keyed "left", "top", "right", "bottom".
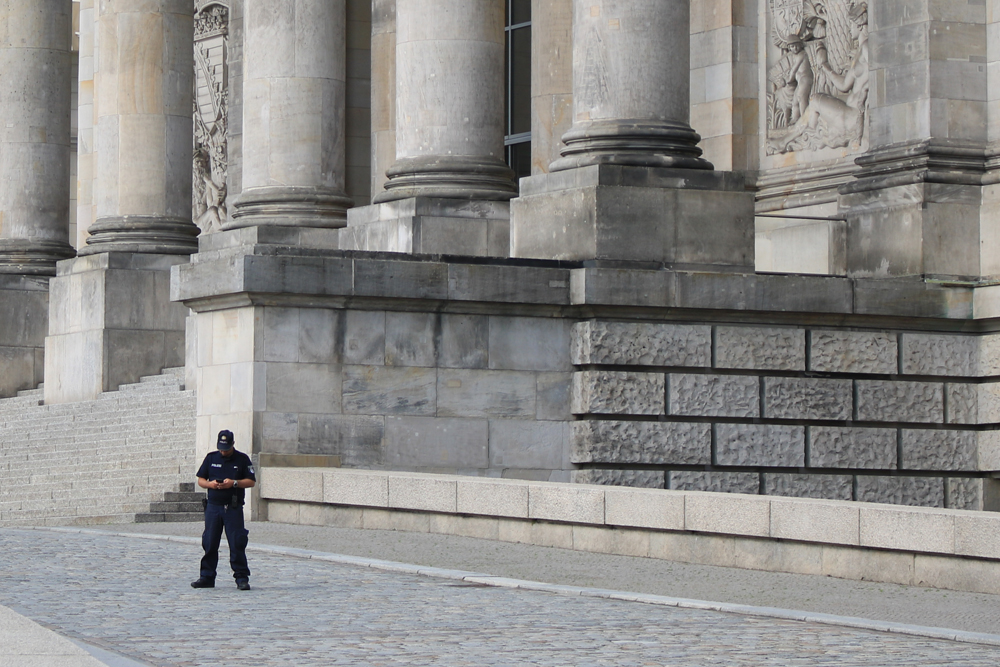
[
  {"left": 766, "top": 0, "right": 869, "bottom": 156},
  {"left": 193, "top": 2, "right": 229, "bottom": 233}
]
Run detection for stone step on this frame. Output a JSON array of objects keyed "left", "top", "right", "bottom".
[
  {"left": 149, "top": 501, "right": 204, "bottom": 513},
  {"left": 134, "top": 512, "right": 202, "bottom": 523},
  {"left": 163, "top": 491, "right": 205, "bottom": 502}
]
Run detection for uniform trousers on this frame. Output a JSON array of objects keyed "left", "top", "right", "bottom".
[{"left": 200, "top": 502, "right": 251, "bottom": 581}]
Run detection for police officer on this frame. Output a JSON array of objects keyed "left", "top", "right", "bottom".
[{"left": 190, "top": 430, "right": 256, "bottom": 591}]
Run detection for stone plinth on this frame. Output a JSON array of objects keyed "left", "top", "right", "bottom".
[
  {"left": 0, "top": 276, "right": 49, "bottom": 398},
  {"left": 510, "top": 165, "right": 754, "bottom": 267},
  {"left": 44, "top": 254, "right": 189, "bottom": 405},
  {"left": 341, "top": 198, "right": 510, "bottom": 257}
]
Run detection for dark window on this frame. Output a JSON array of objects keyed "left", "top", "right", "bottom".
[{"left": 505, "top": 1, "right": 531, "bottom": 181}]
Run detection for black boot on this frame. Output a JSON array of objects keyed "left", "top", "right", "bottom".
[
  {"left": 236, "top": 578, "right": 251, "bottom": 591},
  {"left": 191, "top": 577, "right": 215, "bottom": 589}
]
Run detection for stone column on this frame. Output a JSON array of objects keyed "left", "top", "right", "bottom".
[
  {"left": 549, "top": 0, "right": 711, "bottom": 172},
  {"left": 44, "top": 0, "right": 196, "bottom": 405},
  {"left": 0, "top": 0, "right": 76, "bottom": 274},
  {"left": 229, "top": 0, "right": 353, "bottom": 230},
  {"left": 81, "top": 0, "right": 198, "bottom": 255},
  {"left": 530, "top": 0, "right": 573, "bottom": 175},
  {"left": 510, "top": 0, "right": 753, "bottom": 267},
  {"left": 374, "top": 0, "right": 515, "bottom": 202},
  {"left": 370, "top": 0, "right": 397, "bottom": 198}
]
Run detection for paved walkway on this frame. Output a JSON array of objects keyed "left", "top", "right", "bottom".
[{"left": 2, "top": 523, "right": 1000, "bottom": 666}]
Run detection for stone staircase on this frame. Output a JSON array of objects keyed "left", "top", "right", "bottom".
[
  {"left": 135, "top": 482, "right": 205, "bottom": 523},
  {"left": 0, "top": 367, "right": 199, "bottom": 526}
]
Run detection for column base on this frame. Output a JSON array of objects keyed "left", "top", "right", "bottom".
[
  {"left": 550, "top": 120, "right": 714, "bottom": 172},
  {"left": 342, "top": 197, "right": 511, "bottom": 257},
  {"left": 79, "top": 216, "right": 200, "bottom": 256},
  {"left": 373, "top": 156, "right": 517, "bottom": 204},
  {"left": 229, "top": 186, "right": 354, "bottom": 229},
  {"left": 43, "top": 252, "right": 190, "bottom": 404},
  {"left": 510, "top": 165, "right": 754, "bottom": 268},
  {"left": 0, "top": 275, "right": 49, "bottom": 398},
  {"left": 839, "top": 140, "right": 990, "bottom": 280},
  {"left": 0, "top": 239, "right": 77, "bottom": 276}
]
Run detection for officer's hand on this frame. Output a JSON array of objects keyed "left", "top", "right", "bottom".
[
  {"left": 222, "top": 479, "right": 235, "bottom": 489},
  {"left": 213, "top": 480, "right": 224, "bottom": 490}
]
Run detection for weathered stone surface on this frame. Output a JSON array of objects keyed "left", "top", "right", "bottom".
[
  {"left": 809, "top": 330, "right": 897, "bottom": 375},
  {"left": 668, "top": 470, "right": 759, "bottom": 495},
  {"left": 342, "top": 366, "right": 437, "bottom": 416},
  {"left": 947, "top": 477, "right": 985, "bottom": 511},
  {"left": 763, "top": 378, "right": 852, "bottom": 421},
  {"left": 536, "top": 372, "right": 572, "bottom": 421},
  {"left": 855, "top": 475, "right": 945, "bottom": 508},
  {"left": 489, "top": 419, "right": 568, "bottom": 470},
  {"left": 438, "top": 369, "right": 536, "bottom": 418},
  {"left": 571, "top": 469, "right": 664, "bottom": 489},
  {"left": 763, "top": 474, "right": 853, "bottom": 501},
  {"left": 385, "top": 312, "right": 437, "bottom": 367},
  {"left": 571, "top": 321, "right": 711, "bottom": 367},
  {"left": 489, "top": 316, "right": 572, "bottom": 372},
  {"left": 439, "top": 314, "right": 488, "bottom": 369},
  {"left": 809, "top": 427, "right": 898, "bottom": 469},
  {"left": 570, "top": 420, "right": 711, "bottom": 465},
  {"left": 383, "top": 416, "right": 488, "bottom": 469},
  {"left": 572, "top": 371, "right": 665, "bottom": 416},
  {"left": 901, "top": 333, "right": 979, "bottom": 377},
  {"left": 900, "top": 429, "right": 979, "bottom": 471},
  {"left": 668, "top": 374, "right": 758, "bottom": 418},
  {"left": 715, "top": 326, "right": 805, "bottom": 371},
  {"left": 946, "top": 382, "right": 1000, "bottom": 425},
  {"left": 715, "top": 424, "right": 805, "bottom": 467},
  {"left": 856, "top": 381, "right": 944, "bottom": 424},
  {"left": 297, "top": 414, "right": 385, "bottom": 466}
]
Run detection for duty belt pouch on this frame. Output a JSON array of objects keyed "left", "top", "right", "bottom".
[{"left": 228, "top": 493, "right": 243, "bottom": 510}]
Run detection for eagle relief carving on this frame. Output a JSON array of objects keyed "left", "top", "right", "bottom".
[
  {"left": 766, "top": 0, "right": 869, "bottom": 156},
  {"left": 193, "top": 2, "right": 229, "bottom": 234}
]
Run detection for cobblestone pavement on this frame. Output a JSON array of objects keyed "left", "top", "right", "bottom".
[{"left": 2, "top": 528, "right": 1000, "bottom": 666}]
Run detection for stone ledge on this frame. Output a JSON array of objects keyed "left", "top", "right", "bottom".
[{"left": 259, "top": 468, "right": 1000, "bottom": 562}]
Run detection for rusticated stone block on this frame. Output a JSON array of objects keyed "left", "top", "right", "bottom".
[
  {"left": 809, "top": 427, "right": 897, "bottom": 469},
  {"left": 856, "top": 381, "right": 944, "bottom": 424},
  {"left": 571, "top": 321, "right": 711, "bottom": 367},
  {"left": 763, "top": 473, "right": 853, "bottom": 501},
  {"left": 946, "top": 383, "right": 1000, "bottom": 425},
  {"left": 900, "top": 429, "right": 979, "bottom": 471},
  {"left": 947, "top": 477, "right": 985, "bottom": 511},
  {"left": 900, "top": 334, "right": 978, "bottom": 377},
  {"left": 668, "top": 374, "right": 758, "bottom": 418},
  {"left": 763, "top": 377, "right": 852, "bottom": 421},
  {"left": 715, "top": 326, "right": 805, "bottom": 371},
  {"left": 668, "top": 470, "right": 760, "bottom": 495},
  {"left": 572, "top": 371, "right": 665, "bottom": 416},
  {"left": 571, "top": 469, "right": 664, "bottom": 489},
  {"left": 856, "top": 475, "right": 945, "bottom": 508},
  {"left": 571, "top": 420, "right": 711, "bottom": 465},
  {"left": 715, "top": 424, "right": 805, "bottom": 467},
  {"left": 809, "top": 330, "right": 897, "bottom": 375}
]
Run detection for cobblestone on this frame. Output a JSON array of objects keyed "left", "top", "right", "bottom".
[{"left": 2, "top": 528, "right": 1000, "bottom": 665}]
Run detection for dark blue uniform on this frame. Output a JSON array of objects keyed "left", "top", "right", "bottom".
[{"left": 196, "top": 450, "right": 256, "bottom": 583}]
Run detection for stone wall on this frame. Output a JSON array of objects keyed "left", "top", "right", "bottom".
[{"left": 572, "top": 320, "right": 1000, "bottom": 511}]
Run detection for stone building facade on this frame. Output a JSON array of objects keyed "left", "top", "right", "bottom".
[{"left": 2, "top": 0, "right": 1000, "bottom": 514}]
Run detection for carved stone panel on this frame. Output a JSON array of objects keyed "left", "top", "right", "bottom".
[
  {"left": 763, "top": 0, "right": 870, "bottom": 159},
  {"left": 193, "top": 2, "right": 230, "bottom": 234}
]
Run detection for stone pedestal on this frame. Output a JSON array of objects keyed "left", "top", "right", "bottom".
[
  {"left": 0, "top": 276, "right": 49, "bottom": 398},
  {"left": 511, "top": 165, "right": 754, "bottom": 268},
  {"left": 43, "top": 254, "right": 189, "bottom": 405},
  {"left": 341, "top": 198, "right": 510, "bottom": 257}
]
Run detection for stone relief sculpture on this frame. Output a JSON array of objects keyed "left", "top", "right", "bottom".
[
  {"left": 766, "top": 0, "right": 869, "bottom": 155},
  {"left": 193, "top": 2, "right": 229, "bottom": 233}
]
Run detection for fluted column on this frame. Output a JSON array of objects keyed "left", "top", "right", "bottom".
[
  {"left": 550, "top": 0, "right": 712, "bottom": 172},
  {"left": 0, "top": 0, "right": 76, "bottom": 274},
  {"left": 229, "top": 0, "right": 353, "bottom": 229},
  {"left": 81, "top": 0, "right": 198, "bottom": 256},
  {"left": 375, "top": 0, "right": 515, "bottom": 203}
]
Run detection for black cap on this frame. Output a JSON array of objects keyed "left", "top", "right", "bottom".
[{"left": 217, "top": 430, "right": 235, "bottom": 450}]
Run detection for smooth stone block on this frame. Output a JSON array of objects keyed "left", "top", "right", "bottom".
[
  {"left": 261, "top": 468, "right": 323, "bottom": 503},
  {"left": 387, "top": 474, "right": 457, "bottom": 513},
  {"left": 859, "top": 505, "right": 956, "bottom": 554},
  {"left": 770, "top": 497, "right": 860, "bottom": 546},
  {"left": 527, "top": 483, "right": 605, "bottom": 524},
  {"left": 684, "top": 492, "right": 771, "bottom": 537},
  {"left": 456, "top": 478, "right": 529, "bottom": 518},
  {"left": 604, "top": 487, "right": 685, "bottom": 531},
  {"left": 323, "top": 469, "right": 389, "bottom": 507},
  {"left": 342, "top": 365, "right": 437, "bottom": 416}
]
